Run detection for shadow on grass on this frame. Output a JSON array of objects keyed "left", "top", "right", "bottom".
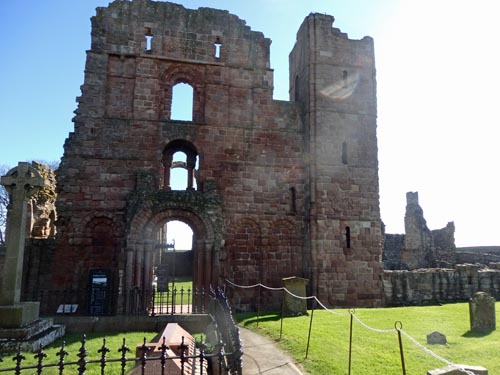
[
  {"left": 462, "top": 329, "right": 494, "bottom": 338},
  {"left": 236, "top": 313, "right": 282, "bottom": 327}
]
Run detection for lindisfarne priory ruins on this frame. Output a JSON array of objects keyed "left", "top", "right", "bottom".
[{"left": 1, "top": 0, "right": 499, "bottom": 337}]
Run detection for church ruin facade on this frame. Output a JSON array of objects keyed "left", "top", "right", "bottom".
[{"left": 21, "top": 0, "right": 384, "bottom": 312}]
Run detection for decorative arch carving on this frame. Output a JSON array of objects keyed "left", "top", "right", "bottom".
[
  {"left": 125, "top": 178, "right": 223, "bottom": 303},
  {"left": 160, "top": 64, "right": 206, "bottom": 123}
]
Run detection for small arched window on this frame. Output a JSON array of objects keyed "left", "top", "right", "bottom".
[
  {"left": 161, "top": 140, "right": 199, "bottom": 191},
  {"left": 171, "top": 83, "right": 193, "bottom": 121}
]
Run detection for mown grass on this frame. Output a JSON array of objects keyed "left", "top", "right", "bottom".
[
  {"left": 0, "top": 331, "right": 156, "bottom": 375},
  {"left": 155, "top": 277, "right": 193, "bottom": 305},
  {"left": 237, "top": 302, "right": 500, "bottom": 375}
]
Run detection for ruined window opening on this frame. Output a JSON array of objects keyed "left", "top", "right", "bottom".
[
  {"left": 145, "top": 28, "right": 153, "bottom": 52},
  {"left": 171, "top": 83, "right": 193, "bottom": 121},
  {"left": 169, "top": 152, "right": 198, "bottom": 191},
  {"left": 342, "top": 141, "right": 348, "bottom": 165},
  {"left": 345, "top": 226, "right": 351, "bottom": 248},
  {"left": 162, "top": 141, "right": 199, "bottom": 191},
  {"left": 290, "top": 187, "right": 297, "bottom": 214},
  {"left": 214, "top": 37, "right": 222, "bottom": 59}
]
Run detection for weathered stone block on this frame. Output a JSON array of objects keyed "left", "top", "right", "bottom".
[
  {"left": 426, "top": 331, "right": 447, "bottom": 345},
  {"left": 0, "top": 302, "right": 40, "bottom": 329}
]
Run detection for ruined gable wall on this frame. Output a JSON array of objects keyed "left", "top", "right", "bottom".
[{"left": 55, "top": 0, "right": 306, "bottom": 296}]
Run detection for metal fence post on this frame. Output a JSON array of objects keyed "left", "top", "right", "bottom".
[
  {"left": 395, "top": 321, "right": 406, "bottom": 375},
  {"left": 305, "top": 298, "right": 316, "bottom": 359},
  {"left": 280, "top": 289, "right": 285, "bottom": 340},
  {"left": 348, "top": 309, "right": 354, "bottom": 375},
  {"left": 256, "top": 284, "right": 261, "bottom": 328}
]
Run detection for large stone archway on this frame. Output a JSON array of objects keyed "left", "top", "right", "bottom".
[{"left": 120, "top": 172, "right": 223, "bottom": 313}]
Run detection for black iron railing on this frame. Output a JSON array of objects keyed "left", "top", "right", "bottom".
[
  {"left": 0, "top": 334, "right": 231, "bottom": 374},
  {"left": 21, "top": 287, "right": 211, "bottom": 316},
  {"left": 6, "top": 288, "right": 243, "bottom": 374}
]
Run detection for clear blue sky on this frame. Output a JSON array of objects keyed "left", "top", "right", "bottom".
[{"left": 1, "top": 0, "right": 499, "bottom": 247}]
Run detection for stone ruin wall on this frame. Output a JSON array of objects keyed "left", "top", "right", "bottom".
[
  {"left": 383, "top": 263, "right": 500, "bottom": 306},
  {"left": 383, "top": 192, "right": 500, "bottom": 305},
  {"left": 383, "top": 192, "right": 457, "bottom": 270},
  {"left": 44, "top": 0, "right": 384, "bottom": 311}
]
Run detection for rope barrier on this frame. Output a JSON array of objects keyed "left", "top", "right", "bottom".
[
  {"left": 224, "top": 279, "right": 480, "bottom": 375},
  {"left": 400, "top": 330, "right": 478, "bottom": 375}
]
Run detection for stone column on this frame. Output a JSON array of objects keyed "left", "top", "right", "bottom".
[
  {"left": 162, "top": 154, "right": 172, "bottom": 190},
  {"left": 186, "top": 153, "right": 196, "bottom": 191},
  {"left": 144, "top": 241, "right": 154, "bottom": 291},
  {"left": 134, "top": 242, "right": 144, "bottom": 288},
  {"left": 0, "top": 162, "right": 45, "bottom": 328}
]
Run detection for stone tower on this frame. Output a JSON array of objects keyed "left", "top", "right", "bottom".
[
  {"left": 289, "top": 14, "right": 383, "bottom": 306},
  {"left": 43, "top": 1, "right": 383, "bottom": 313}
]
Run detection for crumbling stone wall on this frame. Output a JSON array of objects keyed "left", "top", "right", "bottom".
[
  {"left": 383, "top": 233, "right": 405, "bottom": 269},
  {"left": 456, "top": 247, "right": 500, "bottom": 264},
  {"left": 400, "top": 192, "right": 436, "bottom": 269},
  {"left": 432, "top": 222, "right": 457, "bottom": 267},
  {"left": 25, "top": 0, "right": 384, "bottom": 311},
  {"left": 384, "top": 192, "right": 456, "bottom": 270},
  {"left": 383, "top": 264, "right": 500, "bottom": 306}
]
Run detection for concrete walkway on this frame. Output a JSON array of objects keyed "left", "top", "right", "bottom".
[{"left": 239, "top": 327, "right": 305, "bottom": 375}]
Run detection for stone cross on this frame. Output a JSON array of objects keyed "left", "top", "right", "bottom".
[{"left": 0, "top": 162, "right": 45, "bottom": 306}]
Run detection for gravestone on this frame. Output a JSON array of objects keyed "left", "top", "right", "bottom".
[
  {"left": 469, "top": 292, "right": 496, "bottom": 333},
  {"left": 0, "top": 162, "right": 45, "bottom": 327},
  {"left": 282, "top": 276, "right": 308, "bottom": 316},
  {"left": 426, "top": 331, "right": 447, "bottom": 345}
]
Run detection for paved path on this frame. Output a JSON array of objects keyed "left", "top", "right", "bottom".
[{"left": 239, "top": 327, "right": 305, "bottom": 375}]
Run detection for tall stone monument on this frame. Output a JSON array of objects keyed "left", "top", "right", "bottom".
[
  {"left": 0, "top": 162, "right": 64, "bottom": 352},
  {"left": 0, "top": 162, "right": 44, "bottom": 326}
]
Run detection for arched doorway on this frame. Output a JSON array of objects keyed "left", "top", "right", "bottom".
[
  {"left": 154, "top": 220, "right": 194, "bottom": 309},
  {"left": 123, "top": 202, "right": 221, "bottom": 314}
]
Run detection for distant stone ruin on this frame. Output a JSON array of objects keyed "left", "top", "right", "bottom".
[
  {"left": 383, "top": 192, "right": 456, "bottom": 270},
  {"left": 382, "top": 192, "right": 500, "bottom": 306}
]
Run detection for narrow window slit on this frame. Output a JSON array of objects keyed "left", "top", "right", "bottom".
[
  {"left": 345, "top": 226, "right": 351, "bottom": 248},
  {"left": 145, "top": 27, "right": 153, "bottom": 52},
  {"left": 214, "top": 37, "right": 222, "bottom": 59},
  {"left": 342, "top": 141, "right": 348, "bottom": 165}
]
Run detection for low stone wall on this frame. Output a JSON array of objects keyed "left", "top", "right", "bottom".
[
  {"left": 52, "top": 314, "right": 210, "bottom": 334},
  {"left": 383, "top": 264, "right": 500, "bottom": 306}
]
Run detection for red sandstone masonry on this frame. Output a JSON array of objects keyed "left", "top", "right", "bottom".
[{"left": 43, "top": 1, "right": 385, "bottom": 312}]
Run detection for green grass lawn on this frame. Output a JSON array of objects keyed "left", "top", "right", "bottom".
[
  {"left": 237, "top": 302, "right": 500, "bottom": 375},
  {"left": 0, "top": 332, "right": 156, "bottom": 375},
  {"left": 155, "top": 277, "right": 193, "bottom": 305}
]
